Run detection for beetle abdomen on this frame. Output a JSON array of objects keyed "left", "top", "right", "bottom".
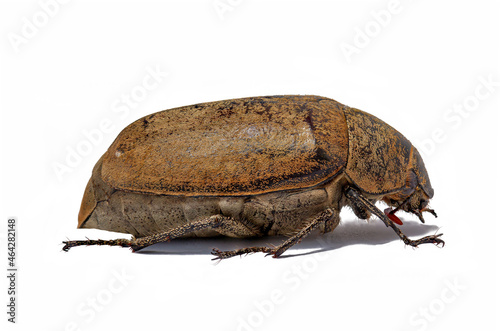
[{"left": 100, "top": 95, "right": 349, "bottom": 196}]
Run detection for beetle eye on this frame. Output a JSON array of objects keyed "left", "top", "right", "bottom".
[
  {"left": 390, "top": 199, "right": 396, "bottom": 204},
  {"left": 419, "top": 199, "right": 427, "bottom": 209}
]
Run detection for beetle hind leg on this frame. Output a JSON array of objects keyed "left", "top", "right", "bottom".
[
  {"left": 62, "top": 238, "right": 132, "bottom": 251},
  {"left": 63, "top": 214, "right": 259, "bottom": 252},
  {"left": 211, "top": 209, "right": 338, "bottom": 260}
]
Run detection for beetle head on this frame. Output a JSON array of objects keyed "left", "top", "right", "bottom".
[{"left": 382, "top": 147, "right": 436, "bottom": 223}]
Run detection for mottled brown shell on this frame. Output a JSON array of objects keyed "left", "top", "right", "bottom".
[
  {"left": 343, "top": 107, "right": 413, "bottom": 195},
  {"left": 101, "top": 95, "right": 349, "bottom": 196}
]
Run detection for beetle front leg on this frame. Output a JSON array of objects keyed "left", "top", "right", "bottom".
[{"left": 344, "top": 187, "right": 444, "bottom": 247}]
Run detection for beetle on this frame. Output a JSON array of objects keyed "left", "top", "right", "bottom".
[{"left": 63, "top": 95, "right": 444, "bottom": 259}]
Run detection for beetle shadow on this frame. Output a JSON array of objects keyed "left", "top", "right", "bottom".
[
  {"left": 137, "top": 219, "right": 442, "bottom": 258},
  {"left": 279, "top": 220, "right": 442, "bottom": 258}
]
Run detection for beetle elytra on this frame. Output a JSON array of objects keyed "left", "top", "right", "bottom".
[{"left": 63, "top": 95, "right": 444, "bottom": 258}]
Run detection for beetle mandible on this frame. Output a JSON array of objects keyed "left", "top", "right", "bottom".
[{"left": 63, "top": 95, "right": 444, "bottom": 258}]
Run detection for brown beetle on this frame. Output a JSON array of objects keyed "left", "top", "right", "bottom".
[{"left": 63, "top": 95, "right": 443, "bottom": 258}]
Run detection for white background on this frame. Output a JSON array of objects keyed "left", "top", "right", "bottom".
[{"left": 1, "top": 0, "right": 499, "bottom": 330}]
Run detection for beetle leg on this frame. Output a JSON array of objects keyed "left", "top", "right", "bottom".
[
  {"left": 130, "top": 214, "right": 258, "bottom": 252},
  {"left": 211, "top": 247, "right": 274, "bottom": 259},
  {"left": 63, "top": 214, "right": 255, "bottom": 252},
  {"left": 344, "top": 187, "right": 444, "bottom": 248},
  {"left": 211, "top": 209, "right": 337, "bottom": 260},
  {"left": 62, "top": 238, "right": 132, "bottom": 251}
]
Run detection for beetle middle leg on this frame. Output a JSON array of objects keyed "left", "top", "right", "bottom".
[
  {"left": 344, "top": 187, "right": 445, "bottom": 247},
  {"left": 211, "top": 208, "right": 338, "bottom": 260}
]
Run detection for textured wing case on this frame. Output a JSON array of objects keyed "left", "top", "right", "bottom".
[{"left": 101, "top": 95, "right": 349, "bottom": 196}]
